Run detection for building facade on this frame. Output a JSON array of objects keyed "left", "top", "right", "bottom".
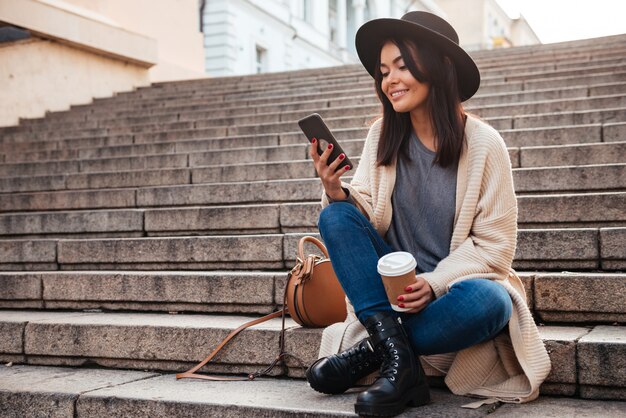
[
  {"left": 437, "top": 0, "right": 540, "bottom": 50},
  {"left": 200, "top": 0, "right": 446, "bottom": 76},
  {"left": 0, "top": 0, "right": 205, "bottom": 127},
  {"left": 200, "top": 0, "right": 540, "bottom": 77}
]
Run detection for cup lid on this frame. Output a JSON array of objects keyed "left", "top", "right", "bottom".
[{"left": 377, "top": 251, "right": 417, "bottom": 276}]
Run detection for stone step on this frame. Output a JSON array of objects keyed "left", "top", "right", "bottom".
[
  {"left": 3, "top": 365, "right": 625, "bottom": 417},
  {"left": 1, "top": 271, "right": 624, "bottom": 323},
  {"left": 1, "top": 132, "right": 280, "bottom": 162},
  {"left": 32, "top": 79, "right": 525, "bottom": 122},
  {"left": 58, "top": 59, "right": 623, "bottom": 111},
  {"left": 0, "top": 228, "right": 623, "bottom": 271},
  {"left": 49, "top": 70, "right": 625, "bottom": 126},
  {"left": 61, "top": 69, "right": 626, "bottom": 119},
  {"left": 0, "top": 271, "right": 283, "bottom": 313},
  {"left": 0, "top": 310, "right": 624, "bottom": 400},
  {"left": 101, "top": 80, "right": 626, "bottom": 125},
  {"left": 3, "top": 90, "right": 625, "bottom": 142},
  {"left": 0, "top": 191, "right": 624, "bottom": 239},
  {"left": 9, "top": 81, "right": 626, "bottom": 132},
  {"left": 520, "top": 141, "right": 626, "bottom": 167},
  {"left": 123, "top": 54, "right": 625, "bottom": 100},
  {"left": 1, "top": 191, "right": 623, "bottom": 239},
  {"left": 6, "top": 153, "right": 625, "bottom": 194},
  {"left": 2, "top": 118, "right": 614, "bottom": 166},
  {"left": 0, "top": 118, "right": 608, "bottom": 168},
  {"left": 2, "top": 160, "right": 625, "bottom": 212},
  {"left": 513, "top": 163, "right": 626, "bottom": 193},
  {"left": 95, "top": 59, "right": 626, "bottom": 103},
  {"left": 524, "top": 71, "right": 626, "bottom": 91},
  {"left": 9, "top": 98, "right": 626, "bottom": 147}
]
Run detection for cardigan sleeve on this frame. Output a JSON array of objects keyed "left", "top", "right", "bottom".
[{"left": 421, "top": 130, "right": 518, "bottom": 298}]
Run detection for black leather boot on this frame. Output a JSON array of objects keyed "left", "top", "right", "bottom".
[
  {"left": 355, "top": 312, "right": 430, "bottom": 417},
  {"left": 306, "top": 337, "right": 383, "bottom": 394}
]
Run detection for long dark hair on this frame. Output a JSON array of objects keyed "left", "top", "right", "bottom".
[{"left": 374, "top": 38, "right": 466, "bottom": 167}]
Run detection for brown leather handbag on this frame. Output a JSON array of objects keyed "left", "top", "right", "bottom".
[
  {"left": 176, "top": 236, "right": 347, "bottom": 381},
  {"left": 286, "top": 236, "right": 347, "bottom": 327}
]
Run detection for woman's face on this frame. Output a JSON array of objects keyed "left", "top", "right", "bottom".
[{"left": 379, "top": 41, "right": 430, "bottom": 115}]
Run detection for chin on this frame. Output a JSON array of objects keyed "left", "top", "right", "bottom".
[{"left": 392, "top": 104, "right": 411, "bottom": 113}]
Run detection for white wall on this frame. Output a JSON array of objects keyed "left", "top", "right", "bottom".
[{"left": 201, "top": 0, "right": 438, "bottom": 76}]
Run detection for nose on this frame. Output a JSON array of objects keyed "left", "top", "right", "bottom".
[{"left": 387, "top": 68, "right": 400, "bottom": 84}]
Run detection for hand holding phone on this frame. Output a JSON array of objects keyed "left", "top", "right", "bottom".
[
  {"left": 298, "top": 113, "right": 353, "bottom": 171},
  {"left": 298, "top": 113, "right": 352, "bottom": 200}
]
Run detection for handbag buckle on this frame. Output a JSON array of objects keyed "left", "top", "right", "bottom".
[{"left": 291, "top": 254, "right": 323, "bottom": 284}]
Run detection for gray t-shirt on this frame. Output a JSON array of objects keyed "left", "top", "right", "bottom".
[{"left": 385, "top": 132, "right": 458, "bottom": 274}]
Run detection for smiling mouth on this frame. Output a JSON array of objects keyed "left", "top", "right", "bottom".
[{"left": 390, "top": 90, "right": 408, "bottom": 98}]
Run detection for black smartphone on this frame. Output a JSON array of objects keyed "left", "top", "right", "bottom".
[{"left": 298, "top": 113, "right": 353, "bottom": 172}]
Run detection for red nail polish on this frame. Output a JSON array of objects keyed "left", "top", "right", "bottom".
[
  {"left": 311, "top": 138, "right": 316, "bottom": 143},
  {"left": 398, "top": 303, "right": 405, "bottom": 308},
  {"left": 405, "top": 287, "right": 412, "bottom": 292},
  {"left": 339, "top": 153, "right": 345, "bottom": 160},
  {"left": 328, "top": 144, "right": 333, "bottom": 150},
  {"left": 344, "top": 165, "right": 350, "bottom": 170},
  {"left": 397, "top": 295, "right": 404, "bottom": 302}
]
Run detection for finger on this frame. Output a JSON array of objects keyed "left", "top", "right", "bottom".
[
  {"left": 330, "top": 157, "right": 351, "bottom": 180},
  {"left": 328, "top": 151, "right": 344, "bottom": 170},
  {"left": 332, "top": 164, "right": 352, "bottom": 181},
  {"left": 319, "top": 141, "right": 333, "bottom": 165},
  {"left": 309, "top": 138, "right": 320, "bottom": 162},
  {"left": 397, "top": 286, "right": 428, "bottom": 303},
  {"left": 399, "top": 292, "right": 430, "bottom": 311}
]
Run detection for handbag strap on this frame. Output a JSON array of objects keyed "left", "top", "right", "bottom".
[
  {"left": 176, "top": 271, "right": 307, "bottom": 381},
  {"left": 298, "top": 236, "right": 329, "bottom": 260}
]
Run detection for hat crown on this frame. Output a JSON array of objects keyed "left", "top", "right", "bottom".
[{"left": 401, "top": 11, "right": 459, "bottom": 45}]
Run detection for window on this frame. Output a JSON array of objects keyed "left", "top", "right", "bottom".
[
  {"left": 329, "top": 0, "right": 338, "bottom": 43},
  {"left": 303, "top": 0, "right": 312, "bottom": 23},
  {"left": 255, "top": 45, "right": 267, "bottom": 74}
]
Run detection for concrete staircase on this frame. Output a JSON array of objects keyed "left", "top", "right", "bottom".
[{"left": 1, "top": 34, "right": 625, "bottom": 417}]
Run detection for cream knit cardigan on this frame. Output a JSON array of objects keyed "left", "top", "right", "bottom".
[{"left": 319, "top": 115, "right": 551, "bottom": 403}]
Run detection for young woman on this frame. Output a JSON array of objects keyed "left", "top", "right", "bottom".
[{"left": 305, "top": 11, "right": 551, "bottom": 417}]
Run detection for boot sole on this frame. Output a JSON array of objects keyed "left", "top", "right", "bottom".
[{"left": 354, "top": 383, "right": 430, "bottom": 417}]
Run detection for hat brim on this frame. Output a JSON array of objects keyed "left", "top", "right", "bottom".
[{"left": 355, "top": 18, "right": 480, "bottom": 101}]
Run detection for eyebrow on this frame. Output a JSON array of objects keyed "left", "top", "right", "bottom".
[{"left": 380, "top": 55, "right": 404, "bottom": 68}]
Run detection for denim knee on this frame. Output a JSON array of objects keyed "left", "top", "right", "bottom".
[
  {"left": 455, "top": 279, "right": 513, "bottom": 330},
  {"left": 317, "top": 202, "right": 362, "bottom": 235}
]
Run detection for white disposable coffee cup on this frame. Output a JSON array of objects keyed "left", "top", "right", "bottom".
[{"left": 377, "top": 252, "right": 417, "bottom": 312}]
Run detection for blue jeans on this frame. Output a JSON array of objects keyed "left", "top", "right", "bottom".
[{"left": 318, "top": 202, "right": 512, "bottom": 355}]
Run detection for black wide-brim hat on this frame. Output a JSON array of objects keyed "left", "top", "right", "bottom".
[{"left": 355, "top": 11, "right": 480, "bottom": 101}]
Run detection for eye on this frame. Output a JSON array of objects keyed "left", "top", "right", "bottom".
[
  {"left": 399, "top": 65, "right": 407, "bottom": 70},
  {"left": 381, "top": 72, "right": 389, "bottom": 78}
]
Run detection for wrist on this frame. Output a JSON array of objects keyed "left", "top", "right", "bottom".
[{"left": 326, "top": 188, "right": 348, "bottom": 201}]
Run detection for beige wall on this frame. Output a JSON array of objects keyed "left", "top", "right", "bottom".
[
  {"left": 0, "top": 38, "right": 148, "bottom": 127},
  {"left": 437, "top": 0, "right": 485, "bottom": 50},
  {"left": 61, "top": 0, "right": 205, "bottom": 81},
  {"left": 0, "top": 0, "right": 205, "bottom": 126}
]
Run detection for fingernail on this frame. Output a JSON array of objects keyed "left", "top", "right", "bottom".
[
  {"left": 339, "top": 153, "right": 345, "bottom": 160},
  {"left": 311, "top": 138, "right": 316, "bottom": 143},
  {"left": 344, "top": 165, "right": 350, "bottom": 170},
  {"left": 327, "top": 144, "right": 333, "bottom": 150},
  {"left": 398, "top": 303, "right": 405, "bottom": 308},
  {"left": 397, "top": 295, "right": 404, "bottom": 301},
  {"left": 405, "top": 286, "right": 412, "bottom": 292}
]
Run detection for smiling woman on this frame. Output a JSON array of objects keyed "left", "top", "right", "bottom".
[{"left": 305, "top": 10, "right": 551, "bottom": 418}]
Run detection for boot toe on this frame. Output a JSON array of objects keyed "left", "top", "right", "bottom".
[{"left": 305, "top": 357, "right": 351, "bottom": 394}]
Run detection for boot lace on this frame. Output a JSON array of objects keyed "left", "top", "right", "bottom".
[
  {"left": 339, "top": 341, "right": 375, "bottom": 375},
  {"left": 380, "top": 337, "right": 400, "bottom": 381}
]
